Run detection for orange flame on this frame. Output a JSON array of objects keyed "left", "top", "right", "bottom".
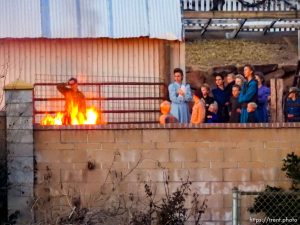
[{"left": 40, "top": 105, "right": 106, "bottom": 125}]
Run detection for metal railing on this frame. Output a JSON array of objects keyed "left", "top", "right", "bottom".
[
  {"left": 33, "top": 82, "right": 167, "bottom": 124},
  {"left": 181, "top": 0, "right": 300, "bottom": 34},
  {"left": 181, "top": 0, "right": 299, "bottom": 12},
  {"left": 232, "top": 187, "right": 299, "bottom": 225}
]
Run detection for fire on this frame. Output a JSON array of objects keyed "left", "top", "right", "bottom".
[{"left": 40, "top": 106, "right": 106, "bottom": 125}]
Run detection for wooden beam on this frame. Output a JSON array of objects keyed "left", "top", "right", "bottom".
[
  {"left": 276, "top": 79, "right": 284, "bottom": 122},
  {"left": 184, "top": 11, "right": 300, "bottom": 19}
]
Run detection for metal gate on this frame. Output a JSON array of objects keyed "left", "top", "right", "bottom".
[{"left": 33, "top": 81, "right": 167, "bottom": 125}]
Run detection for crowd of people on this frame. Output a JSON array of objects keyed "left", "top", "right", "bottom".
[{"left": 159, "top": 66, "right": 300, "bottom": 124}]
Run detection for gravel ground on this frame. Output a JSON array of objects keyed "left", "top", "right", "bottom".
[{"left": 186, "top": 37, "right": 298, "bottom": 70}]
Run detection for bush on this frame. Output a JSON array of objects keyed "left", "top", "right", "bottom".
[
  {"left": 248, "top": 152, "right": 300, "bottom": 225},
  {"left": 130, "top": 178, "right": 207, "bottom": 225}
]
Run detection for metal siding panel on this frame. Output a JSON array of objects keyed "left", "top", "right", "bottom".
[
  {"left": 107, "top": 39, "right": 113, "bottom": 77},
  {"left": 49, "top": 0, "right": 78, "bottom": 38},
  {"left": 148, "top": 0, "right": 182, "bottom": 40},
  {"left": 91, "top": 39, "right": 98, "bottom": 77},
  {"left": 0, "top": 40, "right": 8, "bottom": 109},
  {"left": 76, "top": 40, "right": 82, "bottom": 74},
  {"left": 129, "top": 39, "right": 135, "bottom": 79},
  {"left": 112, "top": 39, "right": 118, "bottom": 77},
  {"left": 118, "top": 40, "right": 124, "bottom": 78},
  {"left": 132, "top": 39, "right": 139, "bottom": 78},
  {"left": 123, "top": 39, "right": 129, "bottom": 78},
  {"left": 78, "top": 0, "right": 109, "bottom": 37},
  {"left": 96, "top": 39, "right": 102, "bottom": 78},
  {"left": 0, "top": 0, "right": 181, "bottom": 40},
  {"left": 138, "top": 39, "right": 144, "bottom": 78},
  {"left": 25, "top": 41, "right": 31, "bottom": 83},
  {"left": 144, "top": 39, "right": 150, "bottom": 78},
  {"left": 81, "top": 39, "right": 88, "bottom": 75},
  {"left": 111, "top": 0, "right": 148, "bottom": 38},
  {"left": 154, "top": 39, "right": 160, "bottom": 80},
  {"left": 102, "top": 39, "right": 108, "bottom": 79},
  {"left": 0, "top": 0, "right": 41, "bottom": 38}
]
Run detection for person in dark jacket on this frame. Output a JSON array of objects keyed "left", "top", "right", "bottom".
[
  {"left": 229, "top": 84, "right": 241, "bottom": 123},
  {"left": 247, "top": 102, "right": 258, "bottom": 123},
  {"left": 225, "top": 73, "right": 236, "bottom": 98},
  {"left": 212, "top": 74, "right": 230, "bottom": 122},
  {"left": 206, "top": 102, "right": 219, "bottom": 123},
  {"left": 285, "top": 87, "right": 300, "bottom": 122},
  {"left": 255, "top": 72, "right": 270, "bottom": 122},
  {"left": 200, "top": 83, "right": 215, "bottom": 122}
]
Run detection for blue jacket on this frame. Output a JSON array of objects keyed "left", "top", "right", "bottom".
[
  {"left": 238, "top": 79, "right": 258, "bottom": 123},
  {"left": 168, "top": 82, "right": 192, "bottom": 123},
  {"left": 285, "top": 98, "right": 300, "bottom": 122}
]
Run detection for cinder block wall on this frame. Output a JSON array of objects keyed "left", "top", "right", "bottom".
[
  {"left": 34, "top": 127, "right": 300, "bottom": 224},
  {"left": 0, "top": 112, "right": 7, "bottom": 223}
]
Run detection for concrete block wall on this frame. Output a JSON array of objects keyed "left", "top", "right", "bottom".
[
  {"left": 0, "top": 112, "right": 7, "bottom": 223},
  {"left": 5, "top": 81, "right": 34, "bottom": 225},
  {"left": 33, "top": 127, "right": 300, "bottom": 225}
]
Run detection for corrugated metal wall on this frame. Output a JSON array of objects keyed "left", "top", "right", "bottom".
[
  {"left": 0, "top": 0, "right": 182, "bottom": 40},
  {"left": 0, "top": 38, "right": 184, "bottom": 110}
]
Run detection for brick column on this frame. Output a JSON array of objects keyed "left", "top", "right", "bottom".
[{"left": 4, "top": 80, "right": 34, "bottom": 224}]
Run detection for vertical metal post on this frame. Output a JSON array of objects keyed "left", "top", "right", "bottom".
[{"left": 232, "top": 187, "right": 239, "bottom": 225}]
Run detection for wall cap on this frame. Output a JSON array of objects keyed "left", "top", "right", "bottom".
[
  {"left": 4, "top": 79, "right": 33, "bottom": 90},
  {"left": 34, "top": 122, "right": 300, "bottom": 130}
]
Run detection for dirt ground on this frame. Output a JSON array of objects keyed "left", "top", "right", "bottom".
[{"left": 185, "top": 32, "right": 298, "bottom": 70}]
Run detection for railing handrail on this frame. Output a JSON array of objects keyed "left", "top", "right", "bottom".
[
  {"left": 33, "top": 81, "right": 167, "bottom": 124},
  {"left": 181, "top": 0, "right": 299, "bottom": 12}
]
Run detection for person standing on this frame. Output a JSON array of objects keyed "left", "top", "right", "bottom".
[
  {"left": 200, "top": 84, "right": 215, "bottom": 122},
  {"left": 212, "top": 74, "right": 230, "bottom": 122},
  {"left": 238, "top": 65, "right": 258, "bottom": 123},
  {"left": 168, "top": 68, "right": 192, "bottom": 123},
  {"left": 190, "top": 90, "right": 205, "bottom": 124},
  {"left": 255, "top": 72, "right": 270, "bottom": 122},
  {"left": 229, "top": 84, "right": 242, "bottom": 123},
  {"left": 285, "top": 87, "right": 300, "bottom": 122},
  {"left": 57, "top": 77, "right": 86, "bottom": 125},
  {"left": 235, "top": 74, "right": 246, "bottom": 88},
  {"left": 225, "top": 73, "right": 236, "bottom": 98},
  {"left": 247, "top": 102, "right": 258, "bottom": 123}
]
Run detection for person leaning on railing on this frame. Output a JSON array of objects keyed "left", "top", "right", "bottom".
[
  {"left": 57, "top": 77, "right": 86, "bottom": 125},
  {"left": 284, "top": 87, "right": 300, "bottom": 122}
]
